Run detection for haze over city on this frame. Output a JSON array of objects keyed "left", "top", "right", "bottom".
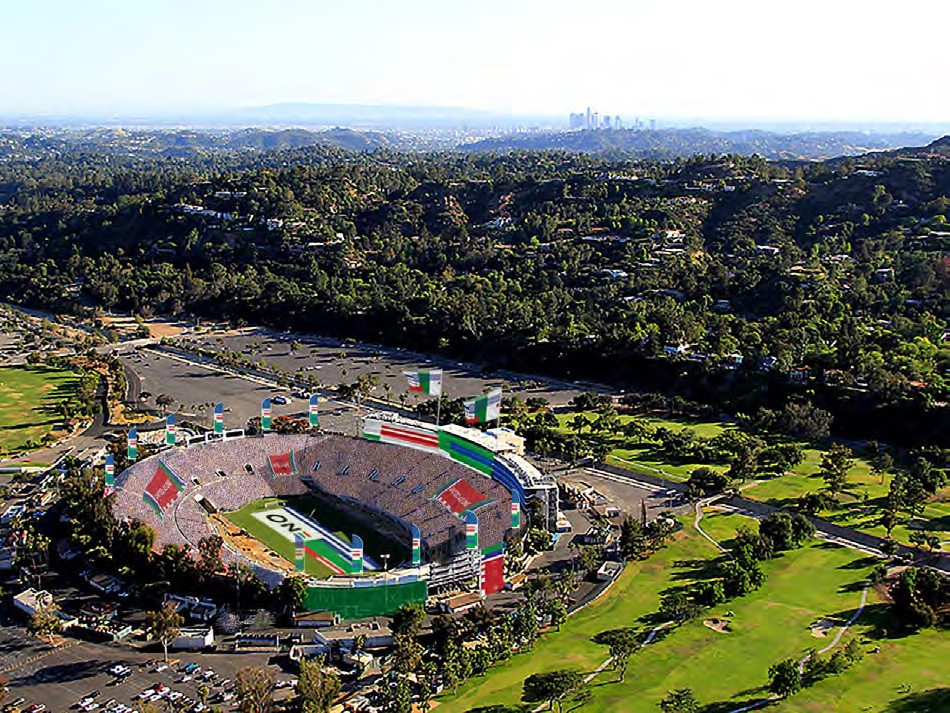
[{"left": 1, "top": 0, "right": 948, "bottom": 128}]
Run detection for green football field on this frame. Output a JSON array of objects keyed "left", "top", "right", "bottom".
[
  {"left": 224, "top": 495, "right": 409, "bottom": 578},
  {"left": 0, "top": 365, "right": 79, "bottom": 455}
]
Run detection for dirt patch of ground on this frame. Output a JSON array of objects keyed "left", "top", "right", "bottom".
[
  {"left": 148, "top": 321, "right": 187, "bottom": 338},
  {"left": 210, "top": 513, "right": 294, "bottom": 574},
  {"left": 809, "top": 618, "right": 836, "bottom": 638},
  {"left": 703, "top": 618, "right": 732, "bottom": 633}
]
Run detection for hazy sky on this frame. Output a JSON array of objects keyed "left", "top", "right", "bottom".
[{"left": 1, "top": 0, "right": 947, "bottom": 122}]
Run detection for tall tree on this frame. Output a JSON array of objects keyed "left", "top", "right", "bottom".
[
  {"left": 236, "top": 666, "right": 277, "bottom": 713},
  {"left": 818, "top": 444, "right": 854, "bottom": 498},
  {"left": 27, "top": 604, "right": 63, "bottom": 644},
  {"left": 292, "top": 656, "right": 340, "bottom": 713},
  {"left": 145, "top": 601, "right": 183, "bottom": 663},
  {"left": 768, "top": 659, "right": 802, "bottom": 698},
  {"left": 522, "top": 669, "right": 584, "bottom": 713}
]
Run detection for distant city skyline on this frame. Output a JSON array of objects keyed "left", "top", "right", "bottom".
[{"left": 1, "top": 0, "right": 948, "bottom": 125}]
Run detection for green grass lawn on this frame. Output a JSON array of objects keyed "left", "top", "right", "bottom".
[
  {"left": 744, "top": 454, "right": 950, "bottom": 552},
  {"left": 556, "top": 411, "right": 734, "bottom": 481},
  {"left": 434, "top": 521, "right": 723, "bottom": 713},
  {"left": 556, "top": 409, "right": 950, "bottom": 550},
  {"left": 224, "top": 495, "right": 408, "bottom": 578},
  {"left": 436, "top": 511, "right": 949, "bottom": 713},
  {"left": 0, "top": 365, "right": 78, "bottom": 454}
]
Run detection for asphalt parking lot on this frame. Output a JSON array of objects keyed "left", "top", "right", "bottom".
[
  {"left": 0, "top": 625, "right": 291, "bottom": 711},
  {"left": 559, "top": 467, "right": 689, "bottom": 519},
  {"left": 190, "top": 328, "right": 586, "bottom": 408},
  {"left": 120, "top": 328, "right": 590, "bottom": 434}
]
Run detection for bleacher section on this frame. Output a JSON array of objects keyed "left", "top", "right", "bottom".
[
  {"left": 293, "top": 436, "right": 511, "bottom": 558},
  {"left": 113, "top": 434, "right": 320, "bottom": 558},
  {"left": 113, "top": 432, "right": 512, "bottom": 573}
]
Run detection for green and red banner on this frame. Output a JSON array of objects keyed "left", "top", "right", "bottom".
[
  {"left": 165, "top": 414, "right": 177, "bottom": 446},
  {"left": 410, "top": 523, "right": 421, "bottom": 566},
  {"left": 104, "top": 454, "right": 115, "bottom": 496},
  {"left": 350, "top": 534, "right": 364, "bottom": 575},
  {"left": 261, "top": 398, "right": 272, "bottom": 431},
  {"left": 142, "top": 460, "right": 185, "bottom": 519},
  {"left": 213, "top": 402, "right": 224, "bottom": 435},
  {"left": 464, "top": 388, "right": 501, "bottom": 424},
  {"left": 267, "top": 452, "right": 297, "bottom": 477},
  {"left": 127, "top": 428, "right": 138, "bottom": 461},
  {"left": 465, "top": 510, "right": 479, "bottom": 551},
  {"left": 294, "top": 533, "right": 306, "bottom": 572},
  {"left": 309, "top": 394, "right": 319, "bottom": 428}
]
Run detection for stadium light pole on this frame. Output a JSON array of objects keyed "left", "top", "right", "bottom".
[{"left": 381, "top": 554, "right": 390, "bottom": 572}]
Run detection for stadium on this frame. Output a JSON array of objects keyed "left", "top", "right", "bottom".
[{"left": 113, "top": 413, "right": 558, "bottom": 619}]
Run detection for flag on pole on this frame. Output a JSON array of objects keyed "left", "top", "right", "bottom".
[
  {"left": 165, "top": 414, "right": 177, "bottom": 446},
  {"left": 465, "top": 510, "right": 479, "bottom": 550},
  {"left": 511, "top": 500, "right": 521, "bottom": 529},
  {"left": 261, "top": 398, "right": 272, "bottom": 431},
  {"left": 104, "top": 454, "right": 115, "bottom": 496},
  {"left": 464, "top": 388, "right": 502, "bottom": 424},
  {"left": 213, "top": 402, "right": 224, "bottom": 435},
  {"left": 410, "top": 523, "right": 422, "bottom": 566},
  {"left": 309, "top": 394, "right": 320, "bottom": 428},
  {"left": 350, "top": 534, "right": 364, "bottom": 575},
  {"left": 127, "top": 428, "right": 138, "bottom": 461},
  {"left": 404, "top": 369, "right": 443, "bottom": 396},
  {"left": 294, "top": 533, "right": 306, "bottom": 572}
]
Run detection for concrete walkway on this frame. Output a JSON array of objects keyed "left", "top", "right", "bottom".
[{"left": 694, "top": 499, "right": 734, "bottom": 559}]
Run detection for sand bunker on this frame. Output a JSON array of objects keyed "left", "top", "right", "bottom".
[
  {"left": 810, "top": 619, "right": 836, "bottom": 638},
  {"left": 703, "top": 618, "right": 732, "bottom": 633}
]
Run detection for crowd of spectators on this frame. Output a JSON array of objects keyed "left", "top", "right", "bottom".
[{"left": 112, "top": 432, "right": 511, "bottom": 573}]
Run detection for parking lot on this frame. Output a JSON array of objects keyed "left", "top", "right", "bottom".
[
  {"left": 187, "top": 328, "right": 586, "bottom": 409},
  {"left": 559, "top": 467, "right": 689, "bottom": 520},
  {"left": 120, "top": 349, "right": 360, "bottom": 435},
  {"left": 119, "top": 327, "right": 590, "bottom": 435},
  {"left": 0, "top": 625, "right": 291, "bottom": 712}
]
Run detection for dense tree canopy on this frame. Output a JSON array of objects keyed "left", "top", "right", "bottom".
[{"left": 4, "top": 138, "right": 950, "bottom": 444}]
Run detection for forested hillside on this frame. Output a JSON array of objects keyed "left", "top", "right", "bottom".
[{"left": 2, "top": 137, "right": 950, "bottom": 445}]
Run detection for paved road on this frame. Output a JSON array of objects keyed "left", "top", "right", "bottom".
[{"left": 594, "top": 463, "right": 950, "bottom": 575}]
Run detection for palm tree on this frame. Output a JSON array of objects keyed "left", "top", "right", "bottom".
[{"left": 155, "top": 393, "right": 174, "bottom": 413}]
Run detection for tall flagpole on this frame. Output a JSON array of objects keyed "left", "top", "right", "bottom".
[
  {"left": 496, "top": 385, "right": 502, "bottom": 429},
  {"left": 436, "top": 393, "right": 442, "bottom": 428}
]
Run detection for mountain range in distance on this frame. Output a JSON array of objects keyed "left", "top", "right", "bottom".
[
  {"left": 4, "top": 101, "right": 950, "bottom": 135},
  {"left": 1, "top": 102, "right": 949, "bottom": 161}
]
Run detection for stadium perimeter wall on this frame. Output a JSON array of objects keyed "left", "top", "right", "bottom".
[{"left": 302, "top": 579, "right": 428, "bottom": 619}]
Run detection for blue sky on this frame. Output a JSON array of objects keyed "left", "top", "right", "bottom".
[{"left": 1, "top": 0, "right": 946, "bottom": 122}]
